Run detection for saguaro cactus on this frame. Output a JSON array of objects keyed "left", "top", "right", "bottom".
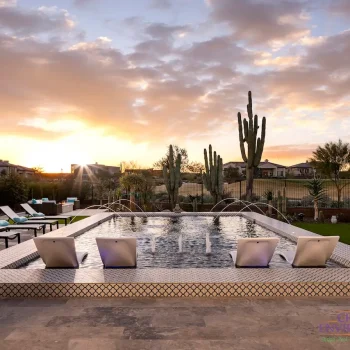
[
  {"left": 238, "top": 91, "right": 266, "bottom": 201},
  {"left": 163, "top": 145, "right": 182, "bottom": 211},
  {"left": 203, "top": 144, "right": 223, "bottom": 204}
]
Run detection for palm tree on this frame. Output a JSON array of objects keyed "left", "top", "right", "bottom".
[
  {"left": 120, "top": 173, "right": 146, "bottom": 211},
  {"left": 304, "top": 178, "right": 327, "bottom": 221},
  {"left": 310, "top": 139, "right": 350, "bottom": 207}
]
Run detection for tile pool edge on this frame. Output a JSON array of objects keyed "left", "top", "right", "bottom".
[{"left": 1, "top": 212, "right": 349, "bottom": 298}]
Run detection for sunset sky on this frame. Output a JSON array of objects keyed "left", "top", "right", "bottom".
[{"left": 0, "top": 0, "right": 350, "bottom": 172}]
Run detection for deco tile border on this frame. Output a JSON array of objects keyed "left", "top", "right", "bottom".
[{"left": 1, "top": 282, "right": 350, "bottom": 298}]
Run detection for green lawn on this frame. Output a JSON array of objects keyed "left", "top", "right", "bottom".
[
  {"left": 294, "top": 222, "right": 350, "bottom": 245},
  {"left": 57, "top": 216, "right": 87, "bottom": 225}
]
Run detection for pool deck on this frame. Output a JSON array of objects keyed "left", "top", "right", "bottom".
[
  {"left": 0, "top": 297, "right": 349, "bottom": 349},
  {"left": 0, "top": 211, "right": 349, "bottom": 298}
]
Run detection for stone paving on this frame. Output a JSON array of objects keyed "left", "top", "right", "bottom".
[{"left": 0, "top": 297, "right": 349, "bottom": 349}]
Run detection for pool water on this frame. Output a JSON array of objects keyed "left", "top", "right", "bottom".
[{"left": 22, "top": 216, "right": 339, "bottom": 269}]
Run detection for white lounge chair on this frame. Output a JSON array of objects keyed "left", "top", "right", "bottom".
[
  {"left": 279, "top": 236, "right": 339, "bottom": 267},
  {"left": 96, "top": 237, "right": 137, "bottom": 268},
  {"left": 0, "top": 206, "right": 58, "bottom": 231},
  {"left": 229, "top": 237, "right": 279, "bottom": 268},
  {"left": 34, "top": 237, "right": 87, "bottom": 268},
  {"left": 21, "top": 203, "right": 73, "bottom": 226}
]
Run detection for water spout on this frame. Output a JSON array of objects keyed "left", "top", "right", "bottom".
[
  {"left": 151, "top": 235, "right": 156, "bottom": 254},
  {"left": 178, "top": 234, "right": 183, "bottom": 253},
  {"left": 206, "top": 231, "right": 211, "bottom": 255}
]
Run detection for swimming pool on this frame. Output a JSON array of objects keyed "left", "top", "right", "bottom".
[{"left": 22, "top": 216, "right": 339, "bottom": 269}]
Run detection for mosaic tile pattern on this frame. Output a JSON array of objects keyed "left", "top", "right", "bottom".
[{"left": 1, "top": 282, "right": 350, "bottom": 298}]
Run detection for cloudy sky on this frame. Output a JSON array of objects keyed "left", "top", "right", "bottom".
[{"left": 0, "top": 0, "right": 349, "bottom": 172}]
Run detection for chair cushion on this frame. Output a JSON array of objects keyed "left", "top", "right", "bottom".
[
  {"left": 0, "top": 220, "right": 9, "bottom": 227},
  {"left": 13, "top": 217, "right": 28, "bottom": 223},
  {"left": 33, "top": 212, "right": 45, "bottom": 217}
]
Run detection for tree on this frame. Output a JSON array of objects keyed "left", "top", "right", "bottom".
[
  {"left": 304, "top": 178, "right": 327, "bottom": 221},
  {"left": 0, "top": 173, "right": 28, "bottom": 207},
  {"left": 224, "top": 166, "right": 240, "bottom": 184},
  {"left": 186, "top": 161, "right": 205, "bottom": 173},
  {"left": 310, "top": 139, "right": 350, "bottom": 207},
  {"left": 153, "top": 145, "right": 188, "bottom": 172},
  {"left": 120, "top": 173, "right": 147, "bottom": 211}
]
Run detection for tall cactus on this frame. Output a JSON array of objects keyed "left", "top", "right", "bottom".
[
  {"left": 203, "top": 144, "right": 223, "bottom": 204},
  {"left": 238, "top": 91, "right": 266, "bottom": 201},
  {"left": 163, "top": 145, "right": 182, "bottom": 211}
]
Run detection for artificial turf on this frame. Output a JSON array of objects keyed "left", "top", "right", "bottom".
[{"left": 293, "top": 222, "right": 350, "bottom": 245}]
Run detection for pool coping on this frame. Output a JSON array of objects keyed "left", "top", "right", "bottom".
[{"left": 0, "top": 212, "right": 349, "bottom": 298}]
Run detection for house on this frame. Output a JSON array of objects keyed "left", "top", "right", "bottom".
[
  {"left": 287, "top": 161, "right": 315, "bottom": 178},
  {"left": 0, "top": 160, "right": 35, "bottom": 177},
  {"left": 258, "top": 160, "right": 286, "bottom": 178},
  {"left": 223, "top": 159, "right": 287, "bottom": 178}
]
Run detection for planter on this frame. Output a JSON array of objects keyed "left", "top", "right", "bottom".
[{"left": 331, "top": 215, "right": 337, "bottom": 224}]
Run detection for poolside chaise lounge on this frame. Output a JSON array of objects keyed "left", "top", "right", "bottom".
[
  {"left": 0, "top": 229, "right": 21, "bottom": 248},
  {"left": 279, "top": 236, "right": 339, "bottom": 267},
  {"left": 96, "top": 237, "right": 137, "bottom": 268},
  {"left": 21, "top": 203, "right": 73, "bottom": 226},
  {"left": 33, "top": 237, "right": 88, "bottom": 268},
  {"left": 0, "top": 206, "right": 58, "bottom": 231},
  {"left": 229, "top": 237, "right": 279, "bottom": 268},
  {"left": 0, "top": 220, "right": 45, "bottom": 236}
]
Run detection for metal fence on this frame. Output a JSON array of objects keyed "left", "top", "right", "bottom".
[{"left": 153, "top": 179, "right": 350, "bottom": 208}]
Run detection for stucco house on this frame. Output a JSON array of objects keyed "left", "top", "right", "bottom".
[
  {"left": 287, "top": 161, "right": 315, "bottom": 178},
  {"left": 0, "top": 160, "right": 35, "bottom": 177},
  {"left": 223, "top": 159, "right": 287, "bottom": 178}
]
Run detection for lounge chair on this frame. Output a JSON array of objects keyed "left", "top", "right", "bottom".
[
  {"left": 96, "top": 237, "right": 137, "bottom": 268},
  {"left": 33, "top": 237, "right": 88, "bottom": 268},
  {"left": 0, "top": 206, "right": 58, "bottom": 231},
  {"left": 229, "top": 237, "right": 279, "bottom": 267},
  {"left": 21, "top": 203, "right": 73, "bottom": 226},
  {"left": 279, "top": 236, "right": 339, "bottom": 267},
  {"left": 0, "top": 231, "right": 21, "bottom": 248},
  {"left": 0, "top": 222, "right": 45, "bottom": 236}
]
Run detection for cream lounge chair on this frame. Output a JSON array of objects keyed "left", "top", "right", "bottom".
[
  {"left": 229, "top": 237, "right": 279, "bottom": 268},
  {"left": 96, "top": 237, "right": 137, "bottom": 268},
  {"left": 21, "top": 203, "right": 73, "bottom": 226},
  {"left": 33, "top": 237, "right": 88, "bottom": 268},
  {"left": 279, "top": 236, "right": 339, "bottom": 267},
  {"left": 0, "top": 206, "right": 58, "bottom": 231}
]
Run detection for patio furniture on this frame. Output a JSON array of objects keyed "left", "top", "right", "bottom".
[
  {"left": 96, "top": 237, "right": 137, "bottom": 268},
  {"left": 67, "top": 198, "right": 80, "bottom": 210},
  {"left": 0, "top": 224, "right": 45, "bottom": 236},
  {"left": 62, "top": 203, "right": 74, "bottom": 214},
  {"left": 20, "top": 203, "right": 73, "bottom": 226},
  {"left": 0, "top": 206, "right": 58, "bottom": 231},
  {"left": 279, "top": 236, "right": 339, "bottom": 267},
  {"left": 0, "top": 231, "right": 21, "bottom": 248},
  {"left": 34, "top": 237, "right": 88, "bottom": 268},
  {"left": 229, "top": 237, "right": 279, "bottom": 268}
]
